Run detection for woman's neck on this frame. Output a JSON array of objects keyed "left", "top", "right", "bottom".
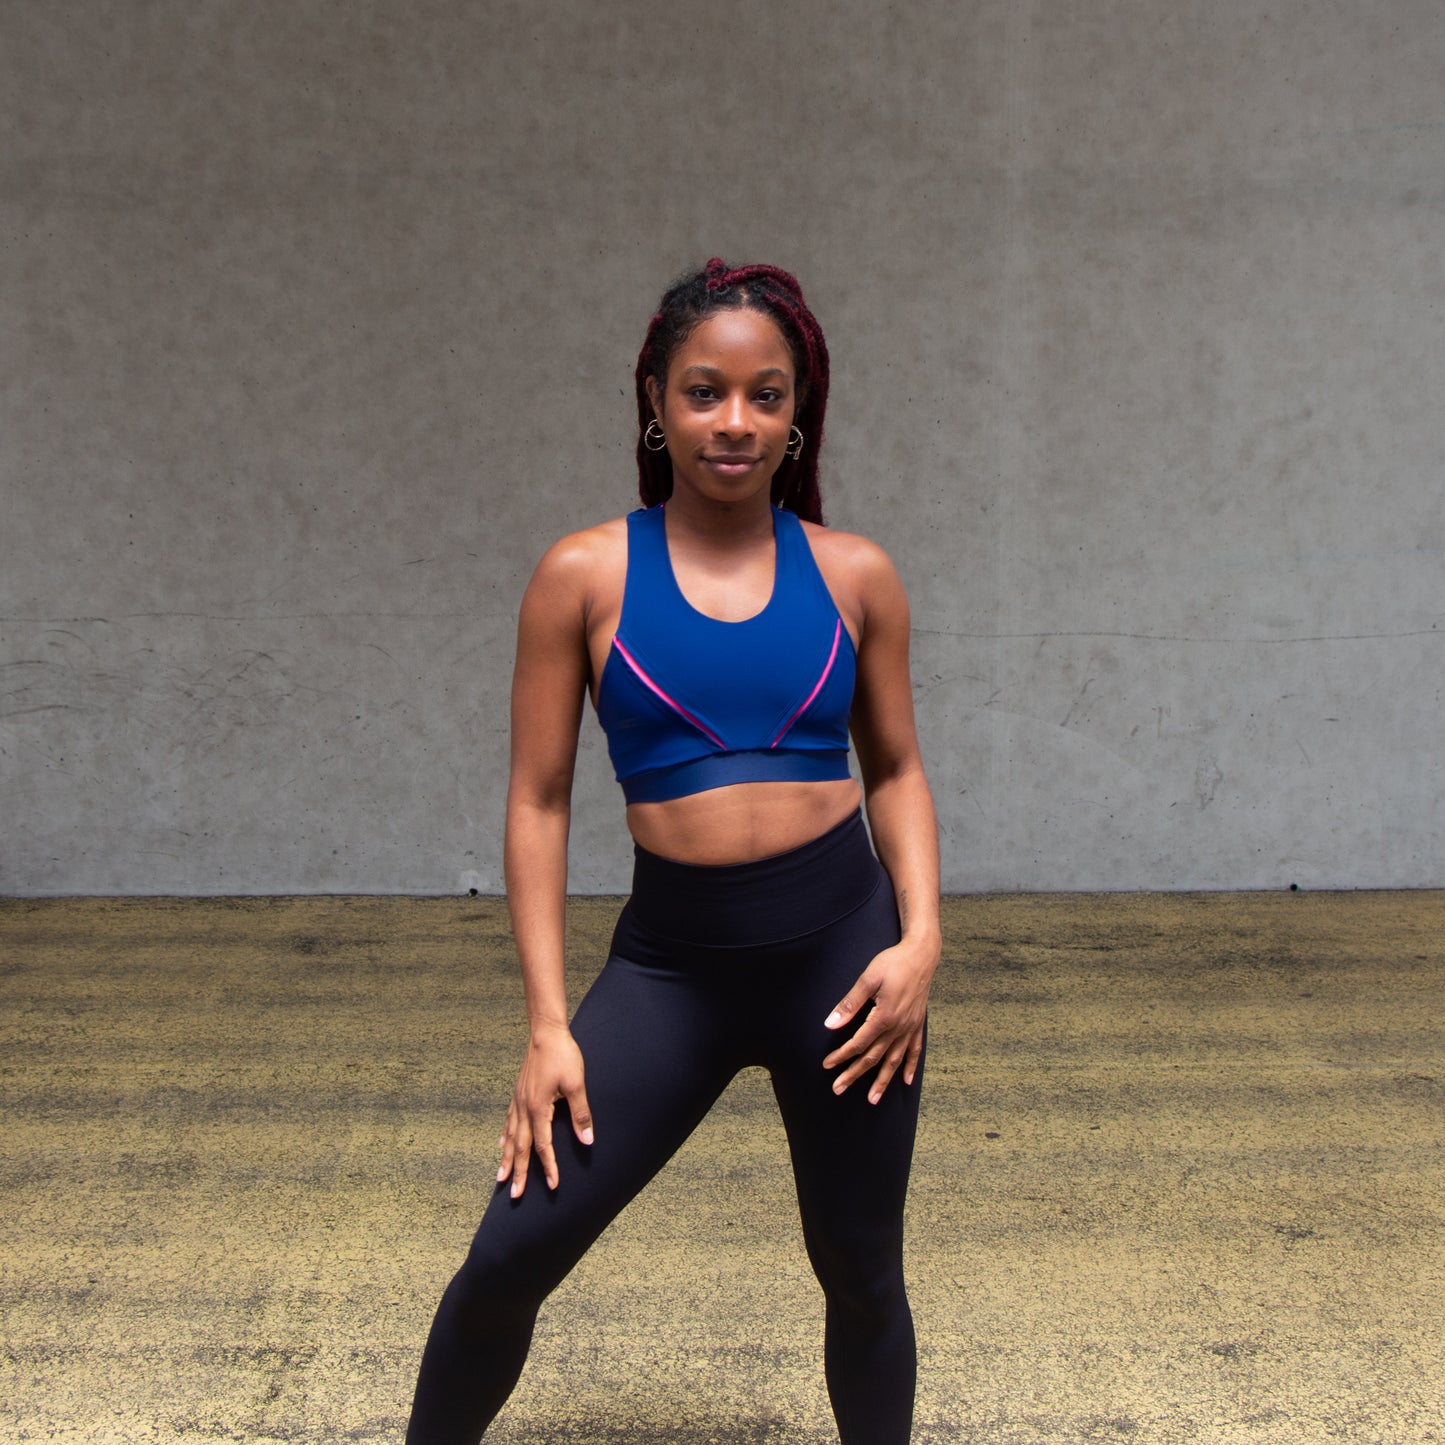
[{"left": 663, "top": 488, "right": 775, "bottom": 546}]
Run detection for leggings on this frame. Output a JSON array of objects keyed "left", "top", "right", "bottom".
[{"left": 406, "top": 810, "right": 924, "bottom": 1444}]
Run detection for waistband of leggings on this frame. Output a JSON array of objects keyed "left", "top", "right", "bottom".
[{"left": 625, "top": 808, "right": 884, "bottom": 948}]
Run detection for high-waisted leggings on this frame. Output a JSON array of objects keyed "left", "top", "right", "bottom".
[{"left": 406, "top": 810, "right": 924, "bottom": 1444}]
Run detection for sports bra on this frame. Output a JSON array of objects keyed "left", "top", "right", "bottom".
[{"left": 595, "top": 504, "right": 857, "bottom": 804}]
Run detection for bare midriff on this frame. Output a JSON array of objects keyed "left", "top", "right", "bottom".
[{"left": 625, "top": 776, "right": 862, "bottom": 865}]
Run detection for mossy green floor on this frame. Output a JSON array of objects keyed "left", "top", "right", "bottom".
[{"left": 2, "top": 893, "right": 1441, "bottom": 1443}]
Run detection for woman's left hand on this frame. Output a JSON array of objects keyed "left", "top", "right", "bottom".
[{"left": 822, "top": 937, "right": 938, "bottom": 1103}]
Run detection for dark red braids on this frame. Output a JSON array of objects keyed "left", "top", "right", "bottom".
[{"left": 634, "top": 258, "right": 831, "bottom": 525}]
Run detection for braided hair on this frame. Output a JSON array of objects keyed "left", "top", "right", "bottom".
[{"left": 634, "top": 258, "right": 831, "bottom": 525}]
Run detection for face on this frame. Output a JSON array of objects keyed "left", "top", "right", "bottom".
[{"left": 646, "top": 307, "right": 797, "bottom": 506}]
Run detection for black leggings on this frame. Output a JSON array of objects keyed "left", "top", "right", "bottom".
[{"left": 407, "top": 811, "right": 924, "bottom": 1443}]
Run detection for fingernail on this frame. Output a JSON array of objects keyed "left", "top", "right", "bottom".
[
  {"left": 580, "top": 1126, "right": 594, "bottom": 1145},
  {"left": 869, "top": 1092, "right": 881, "bottom": 1105},
  {"left": 510, "top": 1181, "right": 521, "bottom": 1198},
  {"left": 497, "top": 1166, "right": 507, "bottom": 1182},
  {"left": 824, "top": 1010, "right": 842, "bottom": 1028},
  {"left": 833, "top": 1080, "right": 846, "bottom": 1095}
]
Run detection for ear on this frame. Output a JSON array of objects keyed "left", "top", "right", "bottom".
[{"left": 645, "top": 375, "right": 664, "bottom": 421}]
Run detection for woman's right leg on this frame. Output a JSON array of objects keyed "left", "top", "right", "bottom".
[{"left": 405, "top": 932, "right": 735, "bottom": 1445}]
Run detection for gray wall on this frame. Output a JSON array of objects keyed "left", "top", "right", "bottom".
[{"left": 3, "top": 1, "right": 1441, "bottom": 895}]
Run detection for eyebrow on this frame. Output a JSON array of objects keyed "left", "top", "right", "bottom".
[{"left": 679, "top": 364, "right": 791, "bottom": 381}]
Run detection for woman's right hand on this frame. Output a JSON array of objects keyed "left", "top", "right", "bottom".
[{"left": 496, "top": 1022, "right": 594, "bottom": 1199}]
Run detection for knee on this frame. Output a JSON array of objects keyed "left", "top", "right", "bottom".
[
  {"left": 440, "top": 1222, "right": 562, "bottom": 1327},
  {"left": 453, "top": 1202, "right": 583, "bottom": 1306},
  {"left": 810, "top": 1241, "right": 908, "bottom": 1325}
]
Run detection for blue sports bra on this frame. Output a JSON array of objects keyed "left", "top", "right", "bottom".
[{"left": 595, "top": 504, "right": 857, "bottom": 804}]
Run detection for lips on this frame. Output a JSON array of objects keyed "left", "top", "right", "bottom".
[{"left": 705, "top": 453, "right": 760, "bottom": 470}]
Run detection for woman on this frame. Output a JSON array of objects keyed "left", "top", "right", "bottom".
[{"left": 407, "top": 259, "right": 941, "bottom": 1444}]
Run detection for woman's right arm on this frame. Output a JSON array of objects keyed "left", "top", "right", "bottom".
[{"left": 495, "top": 536, "right": 597, "bottom": 1200}]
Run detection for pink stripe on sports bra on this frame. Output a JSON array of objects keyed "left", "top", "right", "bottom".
[
  {"left": 611, "top": 637, "right": 727, "bottom": 750},
  {"left": 769, "top": 618, "right": 843, "bottom": 749}
]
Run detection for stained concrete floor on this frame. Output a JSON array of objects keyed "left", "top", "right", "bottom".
[{"left": 1, "top": 892, "right": 1441, "bottom": 1445}]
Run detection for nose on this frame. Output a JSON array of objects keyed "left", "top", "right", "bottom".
[{"left": 715, "top": 392, "right": 752, "bottom": 437}]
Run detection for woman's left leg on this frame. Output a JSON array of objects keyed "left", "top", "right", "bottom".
[{"left": 765, "top": 875, "right": 924, "bottom": 1445}]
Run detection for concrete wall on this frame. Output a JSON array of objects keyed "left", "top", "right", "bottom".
[{"left": 3, "top": 1, "right": 1441, "bottom": 895}]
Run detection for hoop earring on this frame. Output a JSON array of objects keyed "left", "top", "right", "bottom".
[
  {"left": 785, "top": 425, "right": 804, "bottom": 461},
  {"left": 644, "top": 419, "right": 667, "bottom": 452}
]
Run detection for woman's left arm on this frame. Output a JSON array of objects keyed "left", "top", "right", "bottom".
[{"left": 822, "top": 538, "right": 941, "bottom": 1103}]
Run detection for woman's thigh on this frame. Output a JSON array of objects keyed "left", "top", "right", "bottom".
[
  {"left": 462, "top": 945, "right": 738, "bottom": 1296},
  {"left": 764, "top": 881, "right": 923, "bottom": 1266}
]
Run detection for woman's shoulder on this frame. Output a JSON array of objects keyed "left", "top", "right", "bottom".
[
  {"left": 531, "top": 516, "right": 628, "bottom": 577},
  {"left": 524, "top": 516, "right": 629, "bottom": 609},
  {"left": 798, "top": 518, "right": 903, "bottom": 591}
]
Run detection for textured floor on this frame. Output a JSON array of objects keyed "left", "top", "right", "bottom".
[{"left": 1, "top": 892, "right": 1442, "bottom": 1444}]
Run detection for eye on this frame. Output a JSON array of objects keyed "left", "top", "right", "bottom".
[
  {"left": 686, "top": 385, "right": 718, "bottom": 402},
  {"left": 756, "top": 389, "right": 785, "bottom": 404}
]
